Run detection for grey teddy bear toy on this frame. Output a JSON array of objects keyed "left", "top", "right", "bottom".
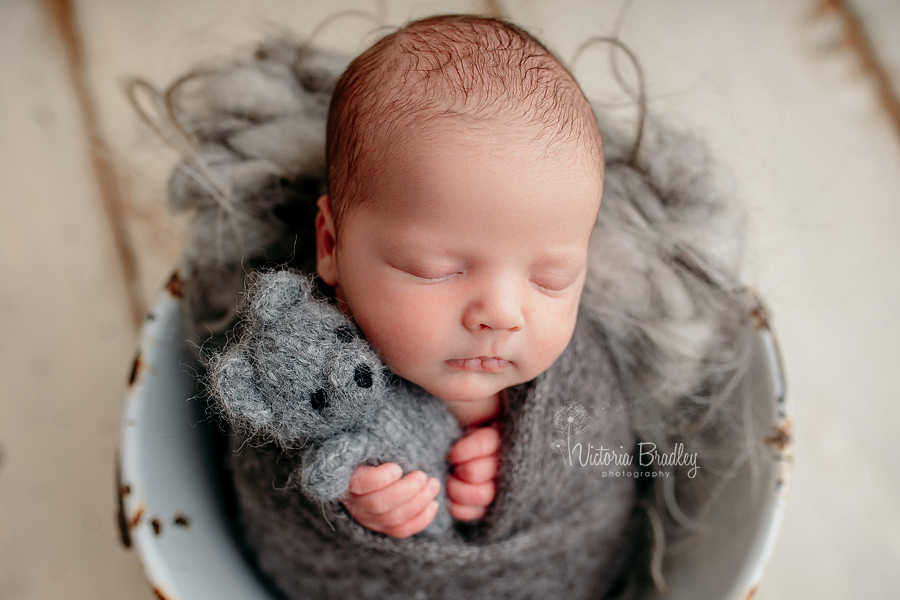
[{"left": 209, "top": 269, "right": 462, "bottom": 538}]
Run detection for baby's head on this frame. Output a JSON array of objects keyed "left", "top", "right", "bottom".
[{"left": 316, "top": 15, "right": 604, "bottom": 416}]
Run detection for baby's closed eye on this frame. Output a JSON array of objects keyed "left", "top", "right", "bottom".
[
  {"left": 389, "top": 259, "right": 463, "bottom": 282},
  {"left": 529, "top": 270, "right": 582, "bottom": 294}
]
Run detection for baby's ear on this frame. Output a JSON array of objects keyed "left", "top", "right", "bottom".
[
  {"left": 315, "top": 195, "right": 338, "bottom": 287},
  {"left": 247, "top": 270, "right": 312, "bottom": 323}
]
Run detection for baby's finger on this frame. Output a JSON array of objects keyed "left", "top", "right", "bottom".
[
  {"left": 381, "top": 500, "right": 440, "bottom": 539},
  {"left": 349, "top": 470, "right": 429, "bottom": 514},
  {"left": 452, "top": 454, "right": 500, "bottom": 484},
  {"left": 447, "top": 425, "right": 501, "bottom": 465},
  {"left": 354, "top": 477, "right": 440, "bottom": 528},
  {"left": 347, "top": 463, "right": 403, "bottom": 495},
  {"left": 446, "top": 475, "right": 496, "bottom": 508},
  {"left": 448, "top": 501, "right": 487, "bottom": 522}
]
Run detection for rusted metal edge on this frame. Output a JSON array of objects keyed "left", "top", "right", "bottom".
[
  {"left": 165, "top": 270, "right": 185, "bottom": 300},
  {"left": 128, "top": 352, "right": 143, "bottom": 386},
  {"left": 115, "top": 454, "right": 132, "bottom": 548},
  {"left": 152, "top": 584, "right": 176, "bottom": 600},
  {"left": 735, "top": 289, "right": 792, "bottom": 599},
  {"left": 40, "top": 0, "right": 145, "bottom": 330}
]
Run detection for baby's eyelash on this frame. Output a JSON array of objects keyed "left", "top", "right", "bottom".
[
  {"left": 417, "top": 272, "right": 461, "bottom": 283},
  {"left": 530, "top": 279, "right": 573, "bottom": 294},
  {"left": 392, "top": 262, "right": 462, "bottom": 282},
  {"left": 532, "top": 282, "right": 557, "bottom": 294}
]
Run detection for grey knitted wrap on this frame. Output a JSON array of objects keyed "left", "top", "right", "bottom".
[
  {"left": 153, "top": 36, "right": 760, "bottom": 599},
  {"left": 228, "top": 309, "right": 636, "bottom": 599}
]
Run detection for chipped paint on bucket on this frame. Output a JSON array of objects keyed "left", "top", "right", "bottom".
[{"left": 118, "top": 273, "right": 273, "bottom": 597}]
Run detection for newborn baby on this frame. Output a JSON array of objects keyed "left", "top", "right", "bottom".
[
  {"left": 212, "top": 15, "right": 638, "bottom": 599},
  {"left": 316, "top": 14, "right": 607, "bottom": 537}
]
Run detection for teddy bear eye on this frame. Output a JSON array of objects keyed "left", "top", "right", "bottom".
[
  {"left": 310, "top": 388, "right": 329, "bottom": 413},
  {"left": 335, "top": 326, "right": 354, "bottom": 343},
  {"left": 353, "top": 364, "right": 373, "bottom": 388}
]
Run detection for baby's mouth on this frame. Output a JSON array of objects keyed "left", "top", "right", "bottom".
[{"left": 446, "top": 357, "right": 510, "bottom": 373}]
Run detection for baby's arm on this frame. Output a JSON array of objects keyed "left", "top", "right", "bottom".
[
  {"left": 343, "top": 463, "right": 442, "bottom": 538},
  {"left": 446, "top": 425, "right": 501, "bottom": 521}
]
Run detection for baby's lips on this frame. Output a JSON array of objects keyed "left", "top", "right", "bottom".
[{"left": 446, "top": 357, "right": 510, "bottom": 373}]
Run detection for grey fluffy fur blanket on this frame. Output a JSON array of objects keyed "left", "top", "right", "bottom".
[{"left": 146, "top": 37, "right": 759, "bottom": 598}]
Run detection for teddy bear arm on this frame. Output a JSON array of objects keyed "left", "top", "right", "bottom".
[{"left": 299, "top": 432, "right": 374, "bottom": 503}]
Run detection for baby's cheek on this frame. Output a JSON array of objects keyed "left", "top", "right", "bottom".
[
  {"left": 354, "top": 291, "right": 444, "bottom": 372},
  {"left": 529, "top": 305, "right": 579, "bottom": 374}
]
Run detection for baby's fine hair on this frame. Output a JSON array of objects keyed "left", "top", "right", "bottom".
[{"left": 325, "top": 14, "right": 603, "bottom": 227}]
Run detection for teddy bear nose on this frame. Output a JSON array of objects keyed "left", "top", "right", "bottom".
[
  {"left": 353, "top": 364, "right": 373, "bottom": 388},
  {"left": 310, "top": 388, "right": 329, "bottom": 413}
]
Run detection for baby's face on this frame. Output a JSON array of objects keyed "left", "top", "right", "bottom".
[{"left": 317, "top": 122, "right": 602, "bottom": 414}]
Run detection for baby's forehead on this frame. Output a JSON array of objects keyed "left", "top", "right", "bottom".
[
  {"left": 355, "top": 119, "right": 602, "bottom": 217},
  {"left": 372, "top": 113, "right": 603, "bottom": 183},
  {"left": 327, "top": 15, "right": 604, "bottom": 228}
]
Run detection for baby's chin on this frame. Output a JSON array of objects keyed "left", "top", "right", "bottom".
[{"left": 412, "top": 371, "right": 515, "bottom": 406}]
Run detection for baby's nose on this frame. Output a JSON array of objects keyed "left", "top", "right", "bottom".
[{"left": 463, "top": 281, "right": 524, "bottom": 333}]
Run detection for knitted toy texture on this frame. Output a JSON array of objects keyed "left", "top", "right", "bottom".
[{"left": 210, "top": 269, "right": 461, "bottom": 537}]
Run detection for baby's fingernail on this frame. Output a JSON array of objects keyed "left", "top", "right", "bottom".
[
  {"left": 388, "top": 464, "right": 403, "bottom": 479},
  {"left": 428, "top": 478, "right": 440, "bottom": 493},
  {"left": 428, "top": 500, "right": 439, "bottom": 514}
]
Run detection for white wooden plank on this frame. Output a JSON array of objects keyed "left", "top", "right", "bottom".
[{"left": 0, "top": 0, "right": 156, "bottom": 597}]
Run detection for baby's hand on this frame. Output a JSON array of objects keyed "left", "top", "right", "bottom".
[
  {"left": 446, "top": 425, "right": 501, "bottom": 521},
  {"left": 343, "top": 463, "right": 441, "bottom": 538}
]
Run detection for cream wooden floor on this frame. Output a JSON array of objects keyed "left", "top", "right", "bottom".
[{"left": 1, "top": 0, "right": 898, "bottom": 597}]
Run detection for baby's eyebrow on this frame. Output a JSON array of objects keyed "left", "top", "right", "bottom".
[
  {"left": 531, "top": 249, "right": 587, "bottom": 269},
  {"left": 384, "top": 243, "right": 459, "bottom": 260},
  {"left": 381, "top": 234, "right": 464, "bottom": 257}
]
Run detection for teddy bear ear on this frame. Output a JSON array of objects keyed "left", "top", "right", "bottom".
[
  {"left": 211, "top": 350, "right": 274, "bottom": 428},
  {"left": 247, "top": 269, "right": 313, "bottom": 324}
]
